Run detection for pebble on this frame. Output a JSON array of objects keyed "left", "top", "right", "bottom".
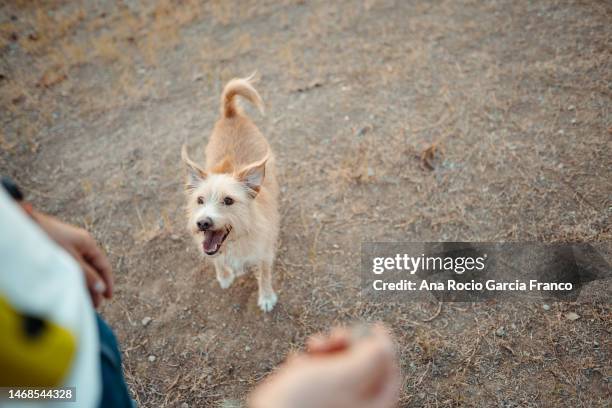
[
  {"left": 495, "top": 327, "right": 506, "bottom": 337},
  {"left": 142, "top": 316, "right": 152, "bottom": 326},
  {"left": 148, "top": 355, "right": 156, "bottom": 362},
  {"left": 245, "top": 345, "right": 251, "bottom": 352},
  {"left": 542, "top": 304, "right": 550, "bottom": 311},
  {"left": 355, "top": 125, "right": 372, "bottom": 138},
  {"left": 568, "top": 105, "right": 575, "bottom": 111},
  {"left": 566, "top": 312, "right": 581, "bottom": 321},
  {"left": 571, "top": 118, "right": 577, "bottom": 124},
  {"left": 181, "top": 403, "right": 189, "bottom": 408}
]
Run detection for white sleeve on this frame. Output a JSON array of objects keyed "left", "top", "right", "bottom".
[{"left": 0, "top": 189, "right": 101, "bottom": 408}]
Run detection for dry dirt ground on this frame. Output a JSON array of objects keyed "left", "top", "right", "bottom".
[{"left": 1, "top": 1, "right": 611, "bottom": 407}]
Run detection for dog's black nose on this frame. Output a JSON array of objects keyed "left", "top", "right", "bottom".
[{"left": 197, "top": 217, "right": 213, "bottom": 231}]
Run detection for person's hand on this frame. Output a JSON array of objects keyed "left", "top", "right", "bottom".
[
  {"left": 249, "top": 324, "right": 400, "bottom": 408},
  {"left": 32, "top": 211, "right": 113, "bottom": 308}
]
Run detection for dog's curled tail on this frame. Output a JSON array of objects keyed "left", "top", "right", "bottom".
[{"left": 221, "top": 72, "right": 264, "bottom": 118}]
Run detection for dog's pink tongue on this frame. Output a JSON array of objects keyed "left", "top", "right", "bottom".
[{"left": 203, "top": 230, "right": 225, "bottom": 252}]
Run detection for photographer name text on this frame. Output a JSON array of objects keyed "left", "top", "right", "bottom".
[{"left": 372, "top": 279, "right": 573, "bottom": 292}]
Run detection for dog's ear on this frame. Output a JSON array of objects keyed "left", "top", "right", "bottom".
[
  {"left": 181, "top": 145, "right": 207, "bottom": 190},
  {"left": 237, "top": 154, "right": 268, "bottom": 197}
]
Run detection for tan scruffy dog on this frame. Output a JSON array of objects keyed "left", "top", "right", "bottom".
[{"left": 181, "top": 74, "right": 279, "bottom": 312}]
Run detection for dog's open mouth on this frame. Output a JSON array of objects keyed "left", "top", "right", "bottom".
[{"left": 202, "top": 226, "right": 231, "bottom": 255}]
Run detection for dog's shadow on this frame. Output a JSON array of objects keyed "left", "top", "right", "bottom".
[{"left": 199, "top": 264, "right": 261, "bottom": 314}]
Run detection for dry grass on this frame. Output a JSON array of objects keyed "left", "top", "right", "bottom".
[{"left": 1, "top": 1, "right": 610, "bottom": 407}]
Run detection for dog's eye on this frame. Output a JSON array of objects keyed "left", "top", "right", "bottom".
[
  {"left": 223, "top": 196, "right": 234, "bottom": 206},
  {"left": 197, "top": 196, "right": 204, "bottom": 205}
]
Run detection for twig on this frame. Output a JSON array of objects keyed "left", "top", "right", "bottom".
[{"left": 422, "top": 302, "right": 443, "bottom": 322}]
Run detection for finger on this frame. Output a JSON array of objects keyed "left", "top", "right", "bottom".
[
  {"left": 88, "top": 286, "right": 103, "bottom": 308},
  {"left": 338, "top": 330, "right": 396, "bottom": 391},
  {"left": 308, "top": 336, "right": 349, "bottom": 355},
  {"left": 76, "top": 252, "right": 107, "bottom": 308},
  {"left": 79, "top": 235, "right": 113, "bottom": 298},
  {"left": 361, "top": 357, "right": 401, "bottom": 408},
  {"left": 307, "top": 328, "right": 351, "bottom": 355},
  {"left": 361, "top": 369, "right": 401, "bottom": 408}
]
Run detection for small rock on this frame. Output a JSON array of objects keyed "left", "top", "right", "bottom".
[
  {"left": 245, "top": 345, "right": 251, "bottom": 352},
  {"left": 593, "top": 340, "right": 599, "bottom": 347},
  {"left": 571, "top": 118, "right": 577, "bottom": 124},
  {"left": 495, "top": 327, "right": 506, "bottom": 337},
  {"left": 355, "top": 125, "right": 372, "bottom": 138},
  {"left": 148, "top": 355, "right": 156, "bottom": 362},
  {"left": 170, "top": 234, "right": 180, "bottom": 241},
  {"left": 542, "top": 304, "right": 550, "bottom": 311},
  {"left": 566, "top": 312, "right": 581, "bottom": 321},
  {"left": 567, "top": 105, "right": 575, "bottom": 111},
  {"left": 141, "top": 316, "right": 152, "bottom": 326},
  {"left": 181, "top": 403, "right": 189, "bottom": 408}
]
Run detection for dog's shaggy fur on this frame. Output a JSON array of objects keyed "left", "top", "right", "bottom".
[{"left": 181, "top": 74, "right": 279, "bottom": 312}]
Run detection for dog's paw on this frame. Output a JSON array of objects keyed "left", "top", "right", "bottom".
[
  {"left": 217, "top": 273, "right": 235, "bottom": 289},
  {"left": 257, "top": 292, "right": 278, "bottom": 313}
]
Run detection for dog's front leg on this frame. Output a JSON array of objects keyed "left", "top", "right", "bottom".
[
  {"left": 214, "top": 259, "right": 235, "bottom": 289},
  {"left": 256, "top": 261, "right": 277, "bottom": 312}
]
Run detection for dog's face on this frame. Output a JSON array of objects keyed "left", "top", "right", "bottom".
[{"left": 182, "top": 146, "right": 267, "bottom": 257}]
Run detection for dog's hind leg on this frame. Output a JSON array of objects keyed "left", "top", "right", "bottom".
[{"left": 256, "top": 261, "right": 277, "bottom": 312}]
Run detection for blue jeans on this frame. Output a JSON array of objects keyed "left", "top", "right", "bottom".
[{"left": 96, "top": 314, "right": 134, "bottom": 408}]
